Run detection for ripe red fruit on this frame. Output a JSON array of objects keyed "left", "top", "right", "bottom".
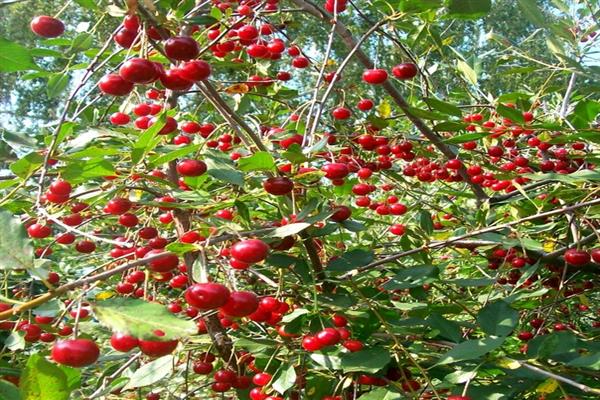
[
  {"left": 238, "top": 25, "right": 259, "bottom": 41},
  {"left": 362, "top": 69, "right": 388, "bottom": 84},
  {"left": 185, "top": 283, "right": 230, "bottom": 310},
  {"left": 517, "top": 331, "right": 534, "bottom": 341},
  {"left": 110, "top": 332, "right": 139, "bottom": 352},
  {"left": 392, "top": 63, "right": 418, "bottom": 80},
  {"left": 99, "top": 74, "right": 134, "bottom": 96},
  {"left": 220, "top": 291, "right": 259, "bottom": 317},
  {"left": 301, "top": 335, "right": 323, "bottom": 352},
  {"left": 176, "top": 159, "right": 207, "bottom": 177},
  {"left": 230, "top": 239, "right": 269, "bottom": 263},
  {"left": 164, "top": 36, "right": 200, "bottom": 60},
  {"left": 144, "top": 250, "right": 179, "bottom": 272},
  {"left": 159, "top": 69, "right": 194, "bottom": 91},
  {"left": 31, "top": 16, "right": 64, "bottom": 38},
  {"left": 119, "top": 58, "right": 159, "bottom": 84},
  {"left": 330, "top": 205, "right": 351, "bottom": 222},
  {"left": 357, "top": 99, "right": 374, "bottom": 111},
  {"left": 178, "top": 60, "right": 211, "bottom": 82},
  {"left": 138, "top": 339, "right": 178, "bottom": 357},
  {"left": 214, "top": 369, "right": 237, "bottom": 383},
  {"left": 263, "top": 177, "right": 294, "bottom": 195},
  {"left": 27, "top": 223, "right": 51, "bottom": 238},
  {"left": 331, "top": 107, "right": 351, "bottom": 120},
  {"left": 49, "top": 180, "right": 72, "bottom": 196},
  {"left": 591, "top": 248, "right": 600, "bottom": 263},
  {"left": 51, "top": 339, "right": 100, "bottom": 367},
  {"left": 322, "top": 163, "right": 349, "bottom": 179},
  {"left": 252, "top": 372, "right": 272, "bottom": 386},
  {"left": 110, "top": 112, "right": 130, "bottom": 125},
  {"left": 75, "top": 240, "right": 96, "bottom": 253},
  {"left": 105, "top": 197, "right": 132, "bottom": 215},
  {"left": 291, "top": 56, "right": 309, "bottom": 68},
  {"left": 343, "top": 339, "right": 364, "bottom": 352},
  {"left": 316, "top": 328, "right": 341, "bottom": 347},
  {"left": 564, "top": 249, "right": 591, "bottom": 266},
  {"left": 149, "top": 115, "right": 178, "bottom": 135},
  {"left": 114, "top": 28, "right": 138, "bottom": 48}
]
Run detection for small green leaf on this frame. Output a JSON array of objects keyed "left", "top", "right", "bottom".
[
  {"left": 457, "top": 60, "right": 477, "bottom": 85},
  {"left": 272, "top": 364, "right": 297, "bottom": 394},
  {"left": 61, "top": 158, "right": 115, "bottom": 183},
  {"left": 496, "top": 104, "right": 525, "bottom": 124},
  {"left": 358, "top": 388, "right": 402, "bottom": 400},
  {"left": 447, "top": 0, "right": 491, "bottom": 18},
  {"left": 10, "top": 151, "right": 44, "bottom": 179},
  {"left": 20, "top": 354, "right": 71, "bottom": 400},
  {"left": 436, "top": 337, "right": 506, "bottom": 365},
  {"left": 310, "top": 352, "right": 342, "bottom": 370},
  {"left": 267, "top": 223, "right": 311, "bottom": 238},
  {"left": 0, "top": 38, "right": 38, "bottom": 72},
  {"left": 327, "top": 249, "right": 374, "bottom": 274},
  {"left": 131, "top": 114, "right": 165, "bottom": 164},
  {"left": 568, "top": 353, "right": 600, "bottom": 370},
  {"left": 237, "top": 151, "right": 276, "bottom": 172},
  {"left": 0, "top": 380, "right": 20, "bottom": 400},
  {"left": 517, "top": 0, "right": 545, "bottom": 26},
  {"left": 477, "top": 301, "right": 519, "bottom": 337},
  {"left": 148, "top": 144, "right": 201, "bottom": 168},
  {"left": 423, "top": 97, "right": 462, "bottom": 116},
  {"left": 92, "top": 298, "right": 196, "bottom": 340},
  {"left": 0, "top": 210, "right": 34, "bottom": 270},
  {"left": 341, "top": 347, "right": 391, "bottom": 373},
  {"left": 46, "top": 73, "right": 70, "bottom": 99},
  {"left": 69, "top": 33, "right": 93, "bottom": 52},
  {"left": 122, "top": 355, "right": 174, "bottom": 390},
  {"left": 205, "top": 153, "right": 244, "bottom": 186},
  {"left": 382, "top": 265, "right": 438, "bottom": 290},
  {"left": 419, "top": 210, "right": 434, "bottom": 234}
]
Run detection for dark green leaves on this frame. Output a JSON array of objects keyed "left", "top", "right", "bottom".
[
  {"left": 0, "top": 38, "right": 38, "bottom": 72},
  {"left": 272, "top": 364, "right": 297, "bottom": 394},
  {"left": 10, "top": 151, "right": 44, "bottom": 179},
  {"left": 92, "top": 298, "right": 196, "bottom": 340},
  {"left": 326, "top": 249, "right": 374, "bottom": 274},
  {"left": 423, "top": 97, "right": 461, "bottom": 117},
  {"left": 436, "top": 337, "right": 506, "bottom": 365},
  {"left": 341, "top": 347, "right": 391, "bottom": 373},
  {"left": 123, "top": 356, "right": 174, "bottom": 390},
  {"left": 517, "top": 0, "right": 545, "bottom": 26},
  {"left": 0, "top": 210, "right": 34, "bottom": 270},
  {"left": 20, "top": 354, "right": 77, "bottom": 400},
  {"left": 205, "top": 153, "right": 244, "bottom": 186},
  {"left": 382, "top": 265, "right": 438, "bottom": 290},
  {"left": 495, "top": 104, "right": 525, "bottom": 124},
  {"left": 477, "top": 301, "right": 519, "bottom": 336},
  {"left": 447, "top": 0, "right": 491, "bottom": 19},
  {"left": 46, "top": 73, "right": 70, "bottom": 99},
  {"left": 567, "top": 100, "right": 600, "bottom": 129}
]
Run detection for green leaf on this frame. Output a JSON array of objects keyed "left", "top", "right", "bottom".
[
  {"left": 92, "top": 298, "right": 196, "bottom": 340},
  {"left": 267, "top": 223, "right": 311, "bottom": 238},
  {"left": 205, "top": 153, "right": 244, "bottom": 186},
  {"left": 186, "top": 15, "right": 218, "bottom": 25},
  {"left": 567, "top": 353, "right": 600, "bottom": 370},
  {"left": 436, "top": 337, "right": 506, "bottom": 365},
  {"left": 164, "top": 242, "right": 198, "bottom": 255},
  {"left": 131, "top": 114, "right": 165, "bottom": 164},
  {"left": 428, "top": 313, "right": 463, "bottom": 343},
  {"left": 0, "top": 210, "right": 34, "bottom": 270},
  {"left": 272, "top": 364, "right": 297, "bottom": 394},
  {"left": 281, "top": 308, "right": 309, "bottom": 323},
  {"left": 69, "top": 33, "right": 93, "bottom": 52},
  {"left": 148, "top": 144, "right": 201, "bottom": 168},
  {"left": 61, "top": 158, "right": 115, "bottom": 183},
  {"left": 237, "top": 151, "right": 276, "bottom": 172},
  {"left": 341, "top": 347, "right": 391, "bottom": 373},
  {"left": 419, "top": 210, "right": 434, "bottom": 234},
  {"left": 0, "top": 380, "right": 20, "bottom": 400},
  {"left": 123, "top": 355, "right": 174, "bottom": 390},
  {"left": 444, "top": 132, "right": 491, "bottom": 144},
  {"left": 358, "top": 388, "right": 402, "bottom": 400},
  {"left": 327, "top": 249, "right": 374, "bottom": 274},
  {"left": 433, "top": 121, "right": 469, "bottom": 132},
  {"left": 567, "top": 100, "right": 600, "bottom": 129},
  {"left": 477, "top": 301, "right": 519, "bottom": 337},
  {"left": 457, "top": 60, "right": 477, "bottom": 85},
  {"left": 0, "top": 38, "right": 38, "bottom": 72},
  {"left": 340, "top": 220, "right": 366, "bottom": 232},
  {"left": 10, "top": 151, "right": 44, "bottom": 178},
  {"left": 382, "top": 265, "right": 438, "bottom": 290},
  {"left": 407, "top": 107, "right": 447, "bottom": 120},
  {"left": 423, "top": 97, "right": 462, "bottom": 117},
  {"left": 74, "top": 0, "right": 98, "bottom": 9},
  {"left": 517, "top": 0, "right": 545, "bottom": 26},
  {"left": 523, "top": 170, "right": 600, "bottom": 183},
  {"left": 20, "top": 354, "right": 71, "bottom": 400},
  {"left": 447, "top": 0, "right": 491, "bottom": 18},
  {"left": 46, "top": 73, "right": 70, "bottom": 99},
  {"left": 495, "top": 104, "right": 525, "bottom": 124},
  {"left": 398, "top": 0, "right": 443, "bottom": 13},
  {"left": 310, "top": 352, "right": 342, "bottom": 370}
]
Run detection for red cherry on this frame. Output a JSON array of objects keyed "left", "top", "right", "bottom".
[
  {"left": 159, "top": 69, "right": 194, "bottom": 91},
  {"left": 247, "top": 43, "right": 269, "bottom": 58},
  {"left": 392, "top": 63, "right": 418, "bottom": 80},
  {"left": 193, "top": 361, "right": 213, "bottom": 374},
  {"left": 252, "top": 372, "right": 272, "bottom": 386},
  {"left": 362, "top": 69, "right": 388, "bottom": 84},
  {"left": 178, "top": 60, "right": 211, "bottom": 82},
  {"left": 99, "top": 74, "right": 134, "bottom": 96},
  {"left": 343, "top": 339, "right": 364, "bottom": 352},
  {"left": 230, "top": 239, "right": 269, "bottom": 263},
  {"left": 149, "top": 116, "right": 178, "bottom": 135},
  {"left": 322, "top": 163, "right": 349, "bottom": 179},
  {"left": 105, "top": 197, "right": 132, "bottom": 215},
  {"left": 144, "top": 250, "right": 179, "bottom": 272},
  {"left": 49, "top": 180, "right": 72, "bottom": 196},
  {"left": 214, "top": 369, "right": 237, "bottom": 383},
  {"left": 51, "top": 339, "right": 100, "bottom": 367},
  {"left": 185, "top": 283, "right": 230, "bottom": 310},
  {"left": 263, "top": 177, "right": 294, "bottom": 195},
  {"left": 331, "top": 107, "right": 351, "bottom": 120},
  {"left": 20, "top": 323, "right": 42, "bottom": 342},
  {"left": 75, "top": 240, "right": 96, "bottom": 253},
  {"left": 591, "top": 248, "right": 600, "bottom": 263},
  {"left": 220, "top": 291, "right": 259, "bottom": 317},
  {"left": 110, "top": 112, "right": 130, "bottom": 125},
  {"left": 164, "top": 36, "right": 200, "bottom": 60},
  {"left": 301, "top": 335, "right": 323, "bottom": 352},
  {"left": 138, "top": 339, "right": 178, "bottom": 357},
  {"left": 110, "top": 332, "right": 139, "bottom": 352},
  {"left": 447, "top": 396, "right": 472, "bottom": 400},
  {"left": 123, "top": 14, "right": 140, "bottom": 31},
  {"left": 119, "top": 58, "right": 159, "bottom": 84},
  {"left": 27, "top": 223, "right": 52, "bottom": 238},
  {"left": 291, "top": 56, "right": 309, "bottom": 68},
  {"left": 564, "top": 249, "right": 591, "bottom": 266},
  {"left": 316, "top": 328, "right": 341, "bottom": 346},
  {"left": 176, "top": 159, "right": 207, "bottom": 176},
  {"left": 331, "top": 205, "right": 351, "bottom": 222},
  {"left": 332, "top": 314, "right": 347, "bottom": 327},
  {"left": 31, "top": 16, "right": 64, "bottom": 38},
  {"left": 118, "top": 213, "right": 139, "bottom": 227},
  {"left": 114, "top": 28, "right": 138, "bottom": 48},
  {"left": 238, "top": 25, "right": 259, "bottom": 41},
  {"left": 357, "top": 99, "right": 374, "bottom": 111}
]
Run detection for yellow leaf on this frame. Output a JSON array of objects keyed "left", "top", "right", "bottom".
[
  {"left": 326, "top": 59, "right": 337, "bottom": 67},
  {"left": 377, "top": 100, "right": 392, "bottom": 118},
  {"left": 543, "top": 241, "right": 555, "bottom": 252},
  {"left": 579, "top": 294, "right": 590, "bottom": 306},
  {"left": 224, "top": 84, "right": 249, "bottom": 94},
  {"left": 536, "top": 378, "right": 558, "bottom": 394},
  {"left": 95, "top": 291, "right": 114, "bottom": 300},
  {"left": 497, "top": 357, "right": 521, "bottom": 370}
]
